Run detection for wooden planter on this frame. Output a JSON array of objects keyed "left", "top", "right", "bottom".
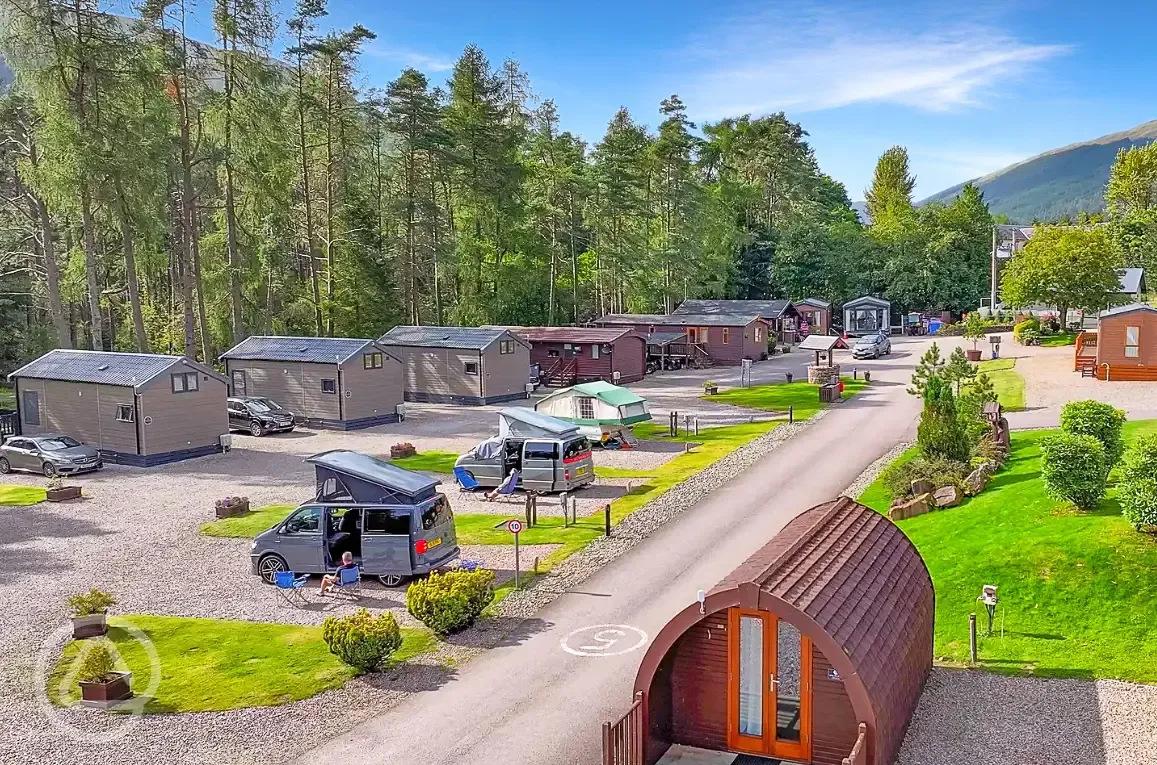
[
  {"left": 47, "top": 486, "right": 82, "bottom": 502},
  {"left": 703, "top": 385, "right": 718, "bottom": 396},
  {"left": 966, "top": 349, "right": 983, "bottom": 362},
  {"left": 79, "top": 672, "right": 133, "bottom": 709},
  {"left": 215, "top": 498, "right": 250, "bottom": 519},
  {"left": 71, "top": 612, "right": 108, "bottom": 639},
  {"left": 390, "top": 444, "right": 417, "bottom": 459}
]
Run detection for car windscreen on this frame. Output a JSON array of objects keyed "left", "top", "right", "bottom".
[
  {"left": 420, "top": 495, "right": 453, "bottom": 530},
  {"left": 562, "top": 437, "right": 590, "bottom": 461},
  {"left": 39, "top": 437, "right": 81, "bottom": 450},
  {"left": 246, "top": 399, "right": 281, "bottom": 412}
]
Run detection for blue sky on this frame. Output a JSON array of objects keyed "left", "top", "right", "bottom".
[{"left": 215, "top": 0, "right": 1155, "bottom": 200}]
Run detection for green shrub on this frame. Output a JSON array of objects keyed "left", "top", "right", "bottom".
[
  {"left": 1040, "top": 433, "right": 1107, "bottom": 511},
  {"left": 78, "top": 640, "right": 118, "bottom": 682},
  {"left": 1060, "top": 400, "right": 1127, "bottom": 466},
  {"left": 882, "top": 454, "right": 970, "bottom": 501},
  {"left": 1013, "top": 316, "right": 1040, "bottom": 343},
  {"left": 917, "top": 376, "right": 970, "bottom": 463},
  {"left": 1118, "top": 434, "right": 1157, "bottom": 530},
  {"left": 67, "top": 589, "right": 117, "bottom": 618},
  {"left": 321, "top": 608, "right": 403, "bottom": 672},
  {"left": 407, "top": 569, "right": 495, "bottom": 635}
]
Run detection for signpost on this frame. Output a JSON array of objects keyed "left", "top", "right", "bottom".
[{"left": 507, "top": 519, "right": 523, "bottom": 589}]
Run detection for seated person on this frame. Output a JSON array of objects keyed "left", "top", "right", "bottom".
[
  {"left": 319, "top": 551, "right": 358, "bottom": 595},
  {"left": 485, "top": 469, "right": 518, "bottom": 501}
]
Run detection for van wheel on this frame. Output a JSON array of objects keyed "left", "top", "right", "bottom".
[
  {"left": 378, "top": 574, "right": 408, "bottom": 588},
  {"left": 258, "top": 555, "right": 287, "bottom": 583}
]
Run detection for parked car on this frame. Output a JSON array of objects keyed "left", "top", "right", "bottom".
[
  {"left": 228, "top": 396, "right": 296, "bottom": 436},
  {"left": 851, "top": 332, "right": 891, "bottom": 359},
  {"left": 251, "top": 450, "right": 459, "bottom": 587},
  {"left": 0, "top": 434, "right": 102, "bottom": 476}
]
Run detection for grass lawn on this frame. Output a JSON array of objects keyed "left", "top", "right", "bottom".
[
  {"left": 0, "top": 484, "right": 47, "bottom": 506},
  {"left": 1041, "top": 332, "right": 1078, "bottom": 347},
  {"left": 708, "top": 377, "right": 868, "bottom": 420},
  {"left": 390, "top": 450, "right": 459, "bottom": 474},
  {"left": 977, "top": 358, "right": 1026, "bottom": 412},
  {"left": 200, "top": 504, "right": 293, "bottom": 538},
  {"left": 859, "top": 421, "right": 1157, "bottom": 683},
  {"left": 49, "top": 615, "right": 435, "bottom": 712},
  {"left": 594, "top": 465, "right": 656, "bottom": 478}
]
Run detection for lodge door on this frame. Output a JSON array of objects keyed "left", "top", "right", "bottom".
[{"left": 727, "top": 608, "right": 812, "bottom": 761}]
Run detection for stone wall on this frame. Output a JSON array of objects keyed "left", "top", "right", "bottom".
[{"left": 808, "top": 364, "right": 841, "bottom": 385}]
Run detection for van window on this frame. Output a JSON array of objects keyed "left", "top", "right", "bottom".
[
  {"left": 421, "top": 496, "right": 453, "bottom": 530},
  {"left": 524, "top": 441, "right": 558, "bottom": 461},
  {"left": 284, "top": 507, "right": 322, "bottom": 533},
  {"left": 562, "top": 437, "right": 590, "bottom": 461},
  {"left": 364, "top": 509, "right": 411, "bottom": 535}
]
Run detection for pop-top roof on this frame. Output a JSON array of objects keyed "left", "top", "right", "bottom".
[
  {"left": 8, "top": 349, "right": 225, "bottom": 388},
  {"left": 673, "top": 299, "right": 796, "bottom": 319},
  {"left": 306, "top": 450, "right": 439, "bottom": 497},
  {"left": 379, "top": 326, "right": 526, "bottom": 351},
  {"left": 571, "top": 381, "right": 646, "bottom": 407},
  {"left": 498, "top": 408, "right": 580, "bottom": 438},
  {"left": 221, "top": 336, "right": 389, "bottom": 365},
  {"left": 598, "top": 313, "right": 763, "bottom": 327}
]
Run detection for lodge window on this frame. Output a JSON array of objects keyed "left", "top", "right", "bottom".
[
  {"left": 699, "top": 327, "right": 709, "bottom": 343},
  {"left": 722, "top": 328, "right": 731, "bottom": 344},
  {"left": 577, "top": 397, "right": 595, "bottom": 420},
  {"left": 591, "top": 344, "right": 600, "bottom": 359},
  {"left": 171, "top": 372, "right": 199, "bottom": 393},
  {"left": 499, "top": 340, "right": 515, "bottom": 355},
  {"left": 465, "top": 361, "right": 479, "bottom": 375},
  {"left": 115, "top": 404, "right": 134, "bottom": 423},
  {"left": 755, "top": 326, "right": 762, "bottom": 342},
  {"left": 321, "top": 379, "right": 337, "bottom": 394},
  {"left": 1126, "top": 326, "right": 1140, "bottom": 358},
  {"left": 363, "top": 352, "right": 383, "bottom": 369}
]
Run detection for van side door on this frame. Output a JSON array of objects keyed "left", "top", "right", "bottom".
[
  {"left": 522, "top": 440, "right": 558, "bottom": 492},
  {"left": 361, "top": 507, "right": 413, "bottom": 576},
  {"left": 275, "top": 505, "right": 325, "bottom": 574}
]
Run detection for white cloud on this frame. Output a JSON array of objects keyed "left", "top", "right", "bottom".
[
  {"left": 680, "top": 2, "right": 1070, "bottom": 119},
  {"left": 365, "top": 43, "right": 454, "bottom": 73}
]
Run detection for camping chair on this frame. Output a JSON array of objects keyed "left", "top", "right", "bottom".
[
  {"left": 486, "top": 468, "right": 520, "bottom": 501},
  {"left": 454, "top": 466, "right": 481, "bottom": 492},
  {"left": 273, "top": 570, "right": 309, "bottom": 607},
  {"left": 332, "top": 565, "right": 362, "bottom": 598}
]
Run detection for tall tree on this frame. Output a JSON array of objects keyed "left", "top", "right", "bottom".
[
  {"left": 1000, "top": 225, "right": 1122, "bottom": 326},
  {"left": 865, "top": 145, "right": 916, "bottom": 226}
]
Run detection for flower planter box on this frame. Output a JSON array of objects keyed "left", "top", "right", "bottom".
[
  {"left": 47, "top": 486, "right": 82, "bottom": 502},
  {"left": 215, "top": 498, "right": 250, "bottom": 519},
  {"left": 966, "top": 349, "right": 983, "bottom": 362},
  {"left": 390, "top": 443, "right": 417, "bottom": 459},
  {"left": 703, "top": 385, "right": 718, "bottom": 396},
  {"left": 71, "top": 613, "right": 108, "bottom": 639},
  {"left": 79, "top": 672, "right": 133, "bottom": 710}
]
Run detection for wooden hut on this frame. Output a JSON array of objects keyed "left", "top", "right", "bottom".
[
  {"left": 1078, "top": 303, "right": 1157, "bottom": 380},
  {"left": 494, "top": 326, "right": 646, "bottom": 386},
  {"left": 7, "top": 350, "right": 229, "bottom": 466},
  {"left": 378, "top": 326, "right": 532, "bottom": 405},
  {"left": 794, "top": 298, "right": 833, "bottom": 336},
  {"left": 595, "top": 314, "right": 770, "bottom": 367},
  {"left": 842, "top": 296, "right": 892, "bottom": 336},
  {"left": 612, "top": 497, "right": 933, "bottom": 765},
  {"left": 673, "top": 299, "right": 801, "bottom": 344},
  {"left": 220, "top": 336, "right": 404, "bottom": 430}
]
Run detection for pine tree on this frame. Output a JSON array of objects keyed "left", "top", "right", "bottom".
[
  {"left": 865, "top": 145, "right": 915, "bottom": 225},
  {"left": 917, "top": 375, "right": 970, "bottom": 463},
  {"left": 908, "top": 342, "right": 946, "bottom": 396},
  {"left": 943, "top": 347, "right": 976, "bottom": 396}
]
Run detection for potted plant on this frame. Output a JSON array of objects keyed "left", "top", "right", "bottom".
[
  {"left": 77, "top": 640, "right": 132, "bottom": 709},
  {"left": 45, "top": 474, "right": 82, "bottom": 502},
  {"left": 962, "top": 312, "right": 986, "bottom": 361},
  {"left": 214, "top": 495, "right": 250, "bottom": 519},
  {"left": 68, "top": 589, "right": 117, "bottom": 639},
  {"left": 702, "top": 381, "right": 719, "bottom": 396},
  {"left": 390, "top": 442, "right": 417, "bottom": 459}
]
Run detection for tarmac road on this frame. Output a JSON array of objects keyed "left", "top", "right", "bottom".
[{"left": 294, "top": 337, "right": 930, "bottom": 765}]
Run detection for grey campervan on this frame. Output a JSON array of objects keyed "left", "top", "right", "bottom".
[{"left": 455, "top": 408, "right": 595, "bottom": 493}]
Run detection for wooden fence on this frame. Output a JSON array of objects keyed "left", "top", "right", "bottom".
[{"left": 602, "top": 691, "right": 645, "bottom": 765}]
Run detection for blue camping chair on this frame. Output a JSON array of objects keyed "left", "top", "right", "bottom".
[
  {"left": 486, "top": 468, "right": 520, "bottom": 501},
  {"left": 454, "top": 466, "right": 481, "bottom": 492},
  {"left": 273, "top": 570, "right": 309, "bottom": 606},
  {"left": 332, "top": 565, "right": 362, "bottom": 597}
]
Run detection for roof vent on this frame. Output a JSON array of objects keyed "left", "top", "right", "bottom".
[
  {"left": 442, "top": 335, "right": 451, "bottom": 341},
  {"left": 97, "top": 364, "right": 109, "bottom": 371},
  {"left": 299, "top": 346, "right": 309, "bottom": 353}
]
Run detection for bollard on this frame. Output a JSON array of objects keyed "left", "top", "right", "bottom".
[
  {"left": 789, "top": 405, "right": 794, "bottom": 424},
  {"left": 571, "top": 495, "right": 578, "bottom": 525},
  {"left": 864, "top": 370, "right": 871, "bottom": 383},
  {"left": 533, "top": 556, "right": 539, "bottom": 576},
  {"left": 969, "top": 613, "right": 978, "bottom": 663},
  {"left": 604, "top": 503, "right": 611, "bottom": 536},
  {"left": 694, "top": 417, "right": 699, "bottom": 436},
  {"left": 560, "top": 491, "right": 569, "bottom": 527},
  {"left": 531, "top": 494, "right": 538, "bottom": 526},
  {"left": 524, "top": 494, "right": 532, "bottom": 526},
  {"left": 853, "top": 367, "right": 858, "bottom": 380}
]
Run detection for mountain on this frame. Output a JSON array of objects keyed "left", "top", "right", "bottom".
[{"left": 919, "top": 120, "right": 1157, "bottom": 223}]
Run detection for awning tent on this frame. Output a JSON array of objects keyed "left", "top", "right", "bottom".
[
  {"left": 306, "top": 449, "right": 440, "bottom": 504},
  {"left": 535, "top": 381, "right": 652, "bottom": 428}
]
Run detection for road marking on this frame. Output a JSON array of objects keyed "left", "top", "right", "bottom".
[{"left": 560, "top": 624, "right": 648, "bottom": 657}]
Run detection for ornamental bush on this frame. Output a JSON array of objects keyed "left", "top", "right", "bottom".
[
  {"left": 916, "top": 376, "right": 970, "bottom": 463},
  {"left": 322, "top": 608, "right": 403, "bottom": 673},
  {"left": 78, "top": 640, "right": 118, "bottom": 683},
  {"left": 1040, "top": 433, "right": 1107, "bottom": 511},
  {"left": 407, "top": 569, "right": 496, "bottom": 635},
  {"left": 1013, "top": 316, "right": 1040, "bottom": 343},
  {"left": 1060, "top": 400, "right": 1127, "bottom": 466},
  {"left": 882, "top": 454, "right": 970, "bottom": 501},
  {"left": 67, "top": 589, "right": 117, "bottom": 618},
  {"left": 1118, "top": 434, "right": 1157, "bottom": 530}
]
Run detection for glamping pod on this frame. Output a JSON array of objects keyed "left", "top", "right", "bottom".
[
  {"left": 612, "top": 497, "right": 934, "bottom": 765},
  {"left": 534, "top": 381, "right": 651, "bottom": 443}
]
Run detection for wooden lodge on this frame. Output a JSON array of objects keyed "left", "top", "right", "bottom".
[
  {"left": 495, "top": 326, "right": 646, "bottom": 387},
  {"left": 378, "top": 326, "right": 532, "bottom": 405},
  {"left": 1076, "top": 303, "right": 1157, "bottom": 380},
  {"left": 793, "top": 298, "right": 833, "bottom": 336},
  {"left": 604, "top": 497, "right": 934, "bottom": 765},
  {"left": 673, "top": 299, "right": 801, "bottom": 345},
  {"left": 595, "top": 314, "right": 770, "bottom": 367}
]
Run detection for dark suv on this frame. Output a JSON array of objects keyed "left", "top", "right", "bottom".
[{"left": 228, "top": 397, "right": 296, "bottom": 437}]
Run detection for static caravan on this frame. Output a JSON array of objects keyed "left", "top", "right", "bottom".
[
  {"left": 8, "top": 349, "right": 229, "bottom": 466},
  {"left": 595, "top": 314, "right": 770, "bottom": 367},
  {"left": 495, "top": 326, "right": 647, "bottom": 387},
  {"left": 842, "top": 296, "right": 892, "bottom": 336},
  {"left": 220, "top": 336, "right": 404, "bottom": 430},
  {"left": 534, "top": 381, "right": 651, "bottom": 442},
  {"left": 673, "top": 299, "right": 801, "bottom": 344},
  {"left": 378, "top": 326, "right": 532, "bottom": 405}
]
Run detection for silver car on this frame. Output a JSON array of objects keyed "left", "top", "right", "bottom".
[
  {"left": 0, "top": 434, "right": 103, "bottom": 476},
  {"left": 851, "top": 332, "right": 891, "bottom": 359}
]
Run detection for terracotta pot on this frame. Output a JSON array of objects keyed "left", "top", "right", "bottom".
[
  {"left": 79, "top": 672, "right": 133, "bottom": 709},
  {"left": 966, "top": 349, "right": 983, "bottom": 362},
  {"left": 47, "top": 486, "right": 82, "bottom": 502},
  {"left": 72, "top": 612, "right": 108, "bottom": 639}
]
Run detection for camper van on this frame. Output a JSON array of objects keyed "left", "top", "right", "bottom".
[
  {"left": 455, "top": 408, "right": 595, "bottom": 493},
  {"left": 250, "top": 450, "right": 459, "bottom": 586}
]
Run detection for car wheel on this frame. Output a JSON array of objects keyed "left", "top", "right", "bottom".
[
  {"left": 249, "top": 421, "right": 264, "bottom": 437},
  {"left": 42, "top": 462, "right": 57, "bottom": 478},
  {"left": 258, "top": 555, "right": 287, "bottom": 584},
  {"left": 378, "top": 574, "right": 408, "bottom": 588},
  {"left": 0, "top": 457, "right": 9, "bottom": 474}
]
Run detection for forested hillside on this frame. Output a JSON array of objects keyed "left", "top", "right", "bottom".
[
  {"left": 0, "top": 0, "right": 995, "bottom": 374},
  {"left": 921, "top": 121, "right": 1157, "bottom": 223}
]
